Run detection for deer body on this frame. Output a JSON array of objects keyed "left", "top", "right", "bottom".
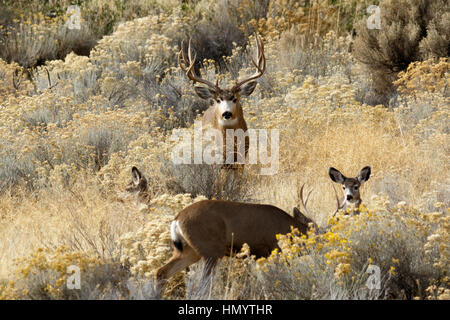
[
  {"left": 156, "top": 199, "right": 314, "bottom": 286},
  {"left": 175, "top": 200, "right": 308, "bottom": 256},
  {"left": 122, "top": 167, "right": 316, "bottom": 290}
]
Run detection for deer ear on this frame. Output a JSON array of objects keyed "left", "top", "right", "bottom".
[
  {"left": 131, "top": 166, "right": 142, "bottom": 186},
  {"left": 329, "top": 167, "right": 345, "bottom": 184},
  {"left": 238, "top": 81, "right": 257, "bottom": 97},
  {"left": 194, "top": 86, "right": 215, "bottom": 100},
  {"left": 358, "top": 166, "right": 371, "bottom": 184}
]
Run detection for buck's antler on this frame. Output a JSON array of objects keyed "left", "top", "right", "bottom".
[
  {"left": 45, "top": 67, "right": 58, "bottom": 90},
  {"left": 231, "top": 34, "right": 266, "bottom": 93},
  {"left": 178, "top": 38, "right": 219, "bottom": 91},
  {"left": 331, "top": 184, "right": 344, "bottom": 217},
  {"left": 12, "top": 68, "right": 22, "bottom": 90},
  {"left": 299, "top": 183, "right": 313, "bottom": 218}
]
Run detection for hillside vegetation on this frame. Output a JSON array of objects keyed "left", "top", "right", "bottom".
[{"left": 0, "top": 0, "right": 448, "bottom": 300}]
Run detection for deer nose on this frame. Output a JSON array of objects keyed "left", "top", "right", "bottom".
[
  {"left": 222, "top": 111, "right": 232, "bottom": 119},
  {"left": 346, "top": 195, "right": 353, "bottom": 201}
]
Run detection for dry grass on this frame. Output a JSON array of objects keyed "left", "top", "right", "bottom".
[{"left": 0, "top": 0, "right": 448, "bottom": 300}]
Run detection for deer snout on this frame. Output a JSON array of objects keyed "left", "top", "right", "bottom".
[
  {"left": 346, "top": 194, "right": 353, "bottom": 201},
  {"left": 222, "top": 111, "right": 232, "bottom": 119}
]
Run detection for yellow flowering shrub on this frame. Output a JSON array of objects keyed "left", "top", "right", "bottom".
[
  {"left": 117, "top": 193, "right": 207, "bottom": 279},
  {"left": 0, "top": 246, "right": 128, "bottom": 300},
  {"left": 253, "top": 198, "right": 448, "bottom": 299},
  {"left": 115, "top": 193, "right": 207, "bottom": 297},
  {"left": 394, "top": 58, "right": 449, "bottom": 96}
]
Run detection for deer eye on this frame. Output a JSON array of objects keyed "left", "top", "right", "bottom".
[
  {"left": 342, "top": 186, "right": 346, "bottom": 190},
  {"left": 232, "top": 97, "right": 237, "bottom": 103},
  {"left": 216, "top": 98, "right": 221, "bottom": 103},
  {"left": 354, "top": 186, "right": 359, "bottom": 190}
]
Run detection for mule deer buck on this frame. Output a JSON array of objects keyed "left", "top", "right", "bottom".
[
  {"left": 178, "top": 35, "right": 266, "bottom": 164},
  {"left": 328, "top": 166, "right": 371, "bottom": 216},
  {"left": 155, "top": 186, "right": 316, "bottom": 290}
]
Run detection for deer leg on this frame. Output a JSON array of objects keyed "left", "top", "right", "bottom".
[
  {"left": 202, "top": 257, "right": 218, "bottom": 279},
  {"left": 199, "top": 257, "right": 218, "bottom": 290},
  {"left": 155, "top": 246, "right": 200, "bottom": 292}
]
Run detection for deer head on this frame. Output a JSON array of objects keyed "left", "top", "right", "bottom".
[
  {"left": 329, "top": 166, "right": 371, "bottom": 215},
  {"left": 178, "top": 35, "right": 266, "bottom": 128}
]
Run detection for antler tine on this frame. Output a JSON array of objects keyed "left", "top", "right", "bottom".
[
  {"left": 177, "top": 40, "right": 188, "bottom": 73},
  {"left": 185, "top": 43, "right": 197, "bottom": 79},
  {"left": 254, "top": 35, "right": 266, "bottom": 72},
  {"left": 187, "top": 38, "right": 196, "bottom": 75},
  {"left": 305, "top": 188, "right": 313, "bottom": 207},
  {"left": 43, "top": 67, "right": 58, "bottom": 90},
  {"left": 12, "top": 68, "right": 21, "bottom": 90},
  {"left": 231, "top": 34, "right": 266, "bottom": 93},
  {"left": 331, "top": 184, "right": 343, "bottom": 217},
  {"left": 250, "top": 49, "right": 264, "bottom": 74},
  {"left": 178, "top": 39, "right": 194, "bottom": 77},
  {"left": 178, "top": 38, "right": 218, "bottom": 90},
  {"left": 299, "top": 183, "right": 313, "bottom": 217}
]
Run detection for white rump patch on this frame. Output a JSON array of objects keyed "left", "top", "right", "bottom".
[{"left": 170, "top": 220, "right": 185, "bottom": 243}]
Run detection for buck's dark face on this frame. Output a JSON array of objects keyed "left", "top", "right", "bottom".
[
  {"left": 329, "top": 166, "right": 371, "bottom": 204},
  {"left": 293, "top": 207, "right": 317, "bottom": 234},
  {"left": 194, "top": 81, "right": 258, "bottom": 126}
]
